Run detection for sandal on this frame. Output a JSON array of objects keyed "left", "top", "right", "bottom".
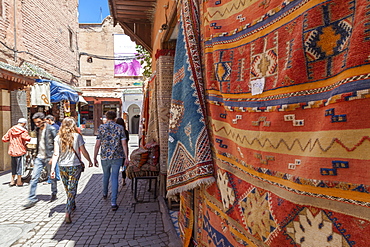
[
  {"left": 65, "top": 213, "right": 72, "bottom": 224},
  {"left": 9, "top": 183, "right": 16, "bottom": 187}
]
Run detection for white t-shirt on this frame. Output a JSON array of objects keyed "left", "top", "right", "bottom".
[
  {"left": 37, "top": 127, "right": 47, "bottom": 159},
  {"left": 54, "top": 133, "right": 85, "bottom": 167}
]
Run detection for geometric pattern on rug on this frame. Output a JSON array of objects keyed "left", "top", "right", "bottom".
[
  {"left": 285, "top": 207, "right": 352, "bottom": 247},
  {"left": 167, "top": 127, "right": 214, "bottom": 194},
  {"left": 169, "top": 210, "right": 180, "bottom": 237},
  {"left": 216, "top": 169, "right": 236, "bottom": 211},
  {"left": 303, "top": 4, "right": 354, "bottom": 79},
  {"left": 239, "top": 187, "right": 279, "bottom": 244}
]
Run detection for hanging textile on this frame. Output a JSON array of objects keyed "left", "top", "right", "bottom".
[
  {"left": 166, "top": 0, "right": 214, "bottom": 198},
  {"left": 30, "top": 83, "right": 50, "bottom": 106},
  {"left": 146, "top": 75, "right": 159, "bottom": 144},
  {"left": 197, "top": 0, "right": 370, "bottom": 245},
  {"left": 63, "top": 100, "right": 71, "bottom": 117},
  {"left": 139, "top": 78, "right": 152, "bottom": 146},
  {"left": 157, "top": 54, "right": 175, "bottom": 174},
  {"left": 179, "top": 191, "right": 194, "bottom": 247}
]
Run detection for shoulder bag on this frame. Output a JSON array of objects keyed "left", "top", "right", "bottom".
[{"left": 72, "top": 148, "right": 85, "bottom": 172}]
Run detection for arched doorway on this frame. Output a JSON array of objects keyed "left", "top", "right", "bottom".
[{"left": 126, "top": 104, "right": 140, "bottom": 134}]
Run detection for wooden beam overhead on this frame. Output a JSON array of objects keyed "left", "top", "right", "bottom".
[
  {"left": 117, "top": 10, "right": 151, "bottom": 14},
  {"left": 116, "top": 19, "right": 152, "bottom": 24},
  {"left": 117, "top": 0, "right": 155, "bottom": 3},
  {"left": 116, "top": 11, "right": 152, "bottom": 16},
  {"left": 116, "top": 5, "right": 155, "bottom": 11},
  {"left": 116, "top": 16, "right": 151, "bottom": 20},
  {"left": 0, "top": 70, "right": 35, "bottom": 86},
  {"left": 118, "top": 21, "right": 152, "bottom": 53},
  {"left": 116, "top": 1, "right": 155, "bottom": 6}
]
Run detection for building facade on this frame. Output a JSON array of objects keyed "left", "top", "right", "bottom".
[
  {"left": 0, "top": 0, "right": 79, "bottom": 171},
  {"left": 78, "top": 16, "right": 143, "bottom": 135}
]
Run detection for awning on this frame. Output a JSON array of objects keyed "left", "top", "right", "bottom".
[
  {"left": 0, "top": 61, "right": 35, "bottom": 88},
  {"left": 79, "top": 95, "right": 88, "bottom": 106},
  {"left": 35, "top": 79, "right": 79, "bottom": 103}
]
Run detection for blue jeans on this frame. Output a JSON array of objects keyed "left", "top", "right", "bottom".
[
  {"left": 101, "top": 158, "right": 122, "bottom": 205},
  {"left": 28, "top": 158, "right": 58, "bottom": 202}
]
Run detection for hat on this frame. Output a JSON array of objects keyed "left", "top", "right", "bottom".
[{"left": 18, "top": 118, "right": 27, "bottom": 124}]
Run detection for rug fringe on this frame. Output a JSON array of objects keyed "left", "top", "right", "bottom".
[{"left": 166, "top": 176, "right": 215, "bottom": 200}]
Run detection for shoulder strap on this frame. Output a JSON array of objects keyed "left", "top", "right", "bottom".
[{"left": 72, "top": 148, "right": 82, "bottom": 163}]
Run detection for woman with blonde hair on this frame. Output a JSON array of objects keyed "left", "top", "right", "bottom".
[{"left": 51, "top": 117, "right": 94, "bottom": 223}]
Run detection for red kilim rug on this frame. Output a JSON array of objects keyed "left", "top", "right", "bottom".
[{"left": 197, "top": 0, "right": 370, "bottom": 245}]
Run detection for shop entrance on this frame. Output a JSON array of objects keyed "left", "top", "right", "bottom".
[
  {"left": 102, "top": 101, "right": 121, "bottom": 117},
  {"left": 80, "top": 101, "right": 94, "bottom": 135}
]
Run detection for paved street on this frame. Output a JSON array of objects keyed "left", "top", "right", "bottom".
[{"left": 0, "top": 135, "right": 174, "bottom": 247}]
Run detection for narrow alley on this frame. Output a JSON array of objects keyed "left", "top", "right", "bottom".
[{"left": 0, "top": 135, "right": 178, "bottom": 247}]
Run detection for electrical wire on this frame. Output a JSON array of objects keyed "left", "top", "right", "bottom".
[
  {"left": 79, "top": 52, "right": 137, "bottom": 61},
  {"left": 0, "top": 40, "right": 140, "bottom": 78},
  {"left": 0, "top": 40, "right": 78, "bottom": 77}
]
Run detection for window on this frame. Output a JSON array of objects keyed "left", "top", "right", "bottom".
[
  {"left": 69, "top": 29, "right": 73, "bottom": 50},
  {"left": 86, "top": 80, "right": 91, "bottom": 86}
]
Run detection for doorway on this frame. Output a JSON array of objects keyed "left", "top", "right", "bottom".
[
  {"left": 131, "top": 115, "right": 140, "bottom": 134},
  {"left": 127, "top": 104, "right": 141, "bottom": 134}
]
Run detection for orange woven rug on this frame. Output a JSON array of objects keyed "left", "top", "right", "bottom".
[{"left": 198, "top": 0, "right": 370, "bottom": 245}]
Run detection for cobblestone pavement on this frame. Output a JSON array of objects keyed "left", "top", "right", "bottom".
[{"left": 0, "top": 135, "right": 173, "bottom": 247}]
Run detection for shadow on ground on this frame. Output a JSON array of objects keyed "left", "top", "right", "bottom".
[{"left": 50, "top": 173, "right": 161, "bottom": 246}]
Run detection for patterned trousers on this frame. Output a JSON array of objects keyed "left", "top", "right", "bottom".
[{"left": 59, "top": 166, "right": 82, "bottom": 214}]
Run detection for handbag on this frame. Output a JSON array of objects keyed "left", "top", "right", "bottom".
[{"left": 72, "top": 148, "right": 85, "bottom": 172}]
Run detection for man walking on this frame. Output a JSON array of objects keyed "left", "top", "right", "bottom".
[
  {"left": 24, "top": 112, "right": 58, "bottom": 209},
  {"left": 94, "top": 110, "right": 129, "bottom": 211},
  {"left": 45, "top": 115, "right": 60, "bottom": 131},
  {"left": 2, "top": 118, "right": 31, "bottom": 187}
]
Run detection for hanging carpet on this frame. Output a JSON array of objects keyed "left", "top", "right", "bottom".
[
  {"left": 166, "top": 0, "right": 215, "bottom": 198},
  {"left": 198, "top": 0, "right": 370, "bottom": 245}
]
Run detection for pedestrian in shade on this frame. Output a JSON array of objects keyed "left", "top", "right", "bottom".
[
  {"left": 51, "top": 117, "right": 93, "bottom": 223},
  {"left": 94, "top": 111, "right": 129, "bottom": 211},
  {"left": 101, "top": 115, "right": 107, "bottom": 124},
  {"left": 116, "top": 117, "right": 130, "bottom": 186},
  {"left": 45, "top": 115, "right": 60, "bottom": 131},
  {"left": 23, "top": 112, "right": 58, "bottom": 209},
  {"left": 2, "top": 118, "right": 31, "bottom": 187}
]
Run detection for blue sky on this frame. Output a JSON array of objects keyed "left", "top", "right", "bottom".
[{"left": 78, "top": 0, "right": 110, "bottom": 23}]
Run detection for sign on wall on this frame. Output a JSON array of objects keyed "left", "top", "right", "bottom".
[{"left": 114, "top": 34, "right": 142, "bottom": 76}]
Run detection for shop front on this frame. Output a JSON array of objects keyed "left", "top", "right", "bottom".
[
  {"left": 0, "top": 67, "right": 34, "bottom": 171},
  {"left": 80, "top": 96, "right": 122, "bottom": 135},
  {"left": 29, "top": 79, "right": 80, "bottom": 130}
]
